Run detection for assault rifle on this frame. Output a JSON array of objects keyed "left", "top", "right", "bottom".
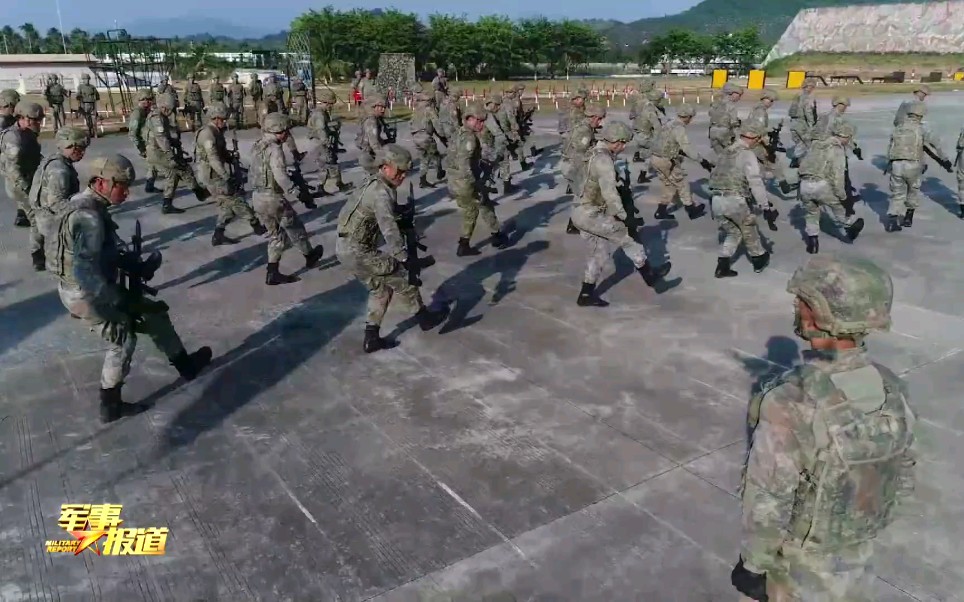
[
  {"left": 384, "top": 118, "right": 399, "bottom": 143},
  {"left": 396, "top": 182, "right": 435, "bottom": 286},
  {"left": 119, "top": 220, "right": 165, "bottom": 324},
  {"left": 170, "top": 136, "right": 192, "bottom": 165},
  {"left": 615, "top": 159, "right": 642, "bottom": 238},
  {"left": 327, "top": 119, "right": 347, "bottom": 154},
  {"left": 766, "top": 122, "right": 787, "bottom": 163},
  {"left": 519, "top": 106, "right": 536, "bottom": 139},
  {"left": 287, "top": 161, "right": 324, "bottom": 209},
  {"left": 228, "top": 133, "right": 248, "bottom": 191}
]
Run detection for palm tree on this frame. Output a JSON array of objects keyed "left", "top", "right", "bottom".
[
  {"left": 68, "top": 28, "right": 90, "bottom": 54},
  {"left": 2, "top": 26, "right": 25, "bottom": 53},
  {"left": 20, "top": 23, "right": 40, "bottom": 53}
]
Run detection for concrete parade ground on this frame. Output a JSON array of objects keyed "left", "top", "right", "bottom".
[{"left": 1, "top": 93, "right": 963, "bottom": 601}]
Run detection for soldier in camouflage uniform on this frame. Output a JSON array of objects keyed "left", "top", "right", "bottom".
[
  {"left": 449, "top": 101, "right": 509, "bottom": 256},
  {"left": 628, "top": 80, "right": 656, "bottom": 164},
  {"left": 562, "top": 103, "right": 607, "bottom": 235},
  {"left": 733, "top": 254, "right": 915, "bottom": 602},
  {"left": 209, "top": 75, "right": 226, "bottom": 104},
  {"left": 558, "top": 88, "right": 588, "bottom": 150},
  {"left": 649, "top": 105, "right": 711, "bottom": 221},
  {"left": 786, "top": 77, "right": 819, "bottom": 184},
  {"left": 336, "top": 144, "right": 450, "bottom": 352},
  {"left": 482, "top": 95, "right": 515, "bottom": 194},
  {"left": 249, "top": 113, "right": 325, "bottom": 285},
  {"left": 884, "top": 101, "right": 952, "bottom": 232},
  {"left": 956, "top": 126, "right": 964, "bottom": 219},
  {"left": 630, "top": 89, "right": 664, "bottom": 184},
  {"left": 798, "top": 121, "right": 865, "bottom": 255},
  {"left": 249, "top": 76, "right": 263, "bottom": 117},
  {"left": 1, "top": 101, "right": 43, "bottom": 231},
  {"left": 76, "top": 74, "right": 100, "bottom": 138},
  {"left": 571, "top": 121, "right": 673, "bottom": 307},
  {"left": 184, "top": 75, "right": 205, "bottom": 131},
  {"left": 226, "top": 73, "right": 246, "bottom": 128},
  {"left": 360, "top": 69, "right": 378, "bottom": 100},
  {"left": 357, "top": 94, "right": 391, "bottom": 175},
  {"left": 290, "top": 77, "right": 309, "bottom": 125},
  {"left": 49, "top": 154, "right": 213, "bottom": 423},
  {"left": 155, "top": 77, "right": 179, "bottom": 125},
  {"left": 306, "top": 89, "right": 354, "bottom": 194},
  {"left": 438, "top": 85, "right": 462, "bottom": 142},
  {"left": 263, "top": 75, "right": 285, "bottom": 115},
  {"left": 29, "top": 127, "right": 89, "bottom": 272},
  {"left": 496, "top": 91, "right": 531, "bottom": 172},
  {"left": 708, "top": 82, "right": 743, "bottom": 156},
  {"left": 43, "top": 75, "right": 69, "bottom": 132},
  {"left": 708, "top": 123, "right": 773, "bottom": 278},
  {"left": 156, "top": 76, "right": 178, "bottom": 105},
  {"left": 145, "top": 94, "right": 210, "bottom": 214},
  {"left": 128, "top": 89, "right": 161, "bottom": 194},
  {"left": 893, "top": 83, "right": 930, "bottom": 127},
  {"left": 813, "top": 95, "right": 863, "bottom": 214},
  {"left": 745, "top": 89, "right": 793, "bottom": 194},
  {"left": 411, "top": 91, "right": 447, "bottom": 188},
  {"left": 193, "top": 102, "right": 266, "bottom": 246},
  {"left": 431, "top": 68, "right": 448, "bottom": 107},
  {"left": 1, "top": 88, "right": 21, "bottom": 129}
]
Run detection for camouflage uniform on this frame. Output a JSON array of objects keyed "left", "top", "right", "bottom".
[
  {"left": 893, "top": 84, "right": 930, "bottom": 127},
  {"left": 650, "top": 105, "right": 709, "bottom": 220},
  {"left": 798, "top": 121, "right": 864, "bottom": 253},
  {"left": 357, "top": 94, "right": 390, "bottom": 174},
  {"left": 76, "top": 74, "right": 100, "bottom": 138},
  {"left": 1, "top": 101, "right": 43, "bottom": 233},
  {"left": 708, "top": 82, "right": 743, "bottom": 156},
  {"left": 263, "top": 77, "right": 285, "bottom": 114},
  {"left": 290, "top": 78, "right": 309, "bottom": 125},
  {"left": 193, "top": 102, "right": 263, "bottom": 244},
  {"left": 209, "top": 77, "right": 226, "bottom": 104},
  {"left": 482, "top": 95, "right": 513, "bottom": 190},
  {"left": 0, "top": 88, "right": 21, "bottom": 129},
  {"left": 431, "top": 69, "right": 448, "bottom": 107},
  {"left": 496, "top": 93, "right": 529, "bottom": 171},
  {"left": 306, "top": 89, "right": 353, "bottom": 192},
  {"left": 735, "top": 254, "right": 915, "bottom": 602},
  {"left": 29, "top": 127, "right": 88, "bottom": 271},
  {"left": 411, "top": 93, "right": 446, "bottom": 187},
  {"left": 571, "top": 121, "right": 671, "bottom": 303},
  {"left": 708, "top": 124, "right": 773, "bottom": 276},
  {"left": 631, "top": 89, "right": 664, "bottom": 182},
  {"left": 43, "top": 75, "right": 69, "bottom": 131},
  {"left": 128, "top": 89, "right": 160, "bottom": 193},
  {"left": 558, "top": 89, "right": 588, "bottom": 148},
  {"left": 227, "top": 74, "right": 246, "bottom": 127},
  {"left": 787, "top": 79, "right": 819, "bottom": 182},
  {"left": 145, "top": 95, "right": 207, "bottom": 213},
  {"left": 885, "top": 101, "right": 950, "bottom": 231},
  {"left": 745, "top": 90, "right": 787, "bottom": 184},
  {"left": 956, "top": 127, "right": 964, "bottom": 218},
  {"left": 562, "top": 104, "right": 604, "bottom": 198},
  {"left": 438, "top": 86, "right": 463, "bottom": 142},
  {"left": 249, "top": 77, "right": 263, "bottom": 117},
  {"left": 184, "top": 77, "right": 205, "bottom": 131},
  {"left": 360, "top": 72, "right": 378, "bottom": 100},
  {"left": 249, "top": 113, "right": 324, "bottom": 284},
  {"left": 812, "top": 96, "right": 862, "bottom": 206},
  {"left": 626, "top": 81, "right": 656, "bottom": 158}
]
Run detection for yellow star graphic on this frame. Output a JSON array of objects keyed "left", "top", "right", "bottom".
[{"left": 70, "top": 529, "right": 106, "bottom": 555}]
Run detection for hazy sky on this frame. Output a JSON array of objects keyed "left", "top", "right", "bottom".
[{"left": 6, "top": 0, "right": 704, "bottom": 35}]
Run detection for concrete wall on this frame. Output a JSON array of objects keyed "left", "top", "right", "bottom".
[
  {"left": 0, "top": 66, "right": 98, "bottom": 94},
  {"left": 764, "top": 0, "right": 964, "bottom": 64}
]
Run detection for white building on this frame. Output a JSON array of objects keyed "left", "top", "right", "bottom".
[{"left": 0, "top": 54, "right": 99, "bottom": 93}]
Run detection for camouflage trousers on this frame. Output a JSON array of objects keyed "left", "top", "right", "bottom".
[
  {"left": 203, "top": 181, "right": 258, "bottom": 229},
  {"left": 307, "top": 140, "right": 346, "bottom": 189},
  {"left": 713, "top": 195, "right": 765, "bottom": 258},
  {"left": 786, "top": 124, "right": 811, "bottom": 182},
  {"left": 887, "top": 159, "right": 923, "bottom": 216},
  {"left": 79, "top": 102, "right": 97, "bottom": 136},
  {"left": 651, "top": 155, "right": 696, "bottom": 207},
  {"left": 58, "top": 285, "right": 186, "bottom": 389},
  {"left": 183, "top": 102, "right": 204, "bottom": 130},
  {"left": 50, "top": 103, "right": 66, "bottom": 131},
  {"left": 413, "top": 132, "right": 441, "bottom": 175},
  {"left": 336, "top": 240, "right": 423, "bottom": 326},
  {"left": 4, "top": 180, "right": 43, "bottom": 253},
  {"left": 744, "top": 541, "right": 876, "bottom": 602},
  {"left": 228, "top": 102, "right": 245, "bottom": 128},
  {"left": 252, "top": 192, "right": 311, "bottom": 263},
  {"left": 799, "top": 179, "right": 857, "bottom": 237},
  {"left": 571, "top": 204, "right": 648, "bottom": 284},
  {"left": 146, "top": 154, "right": 199, "bottom": 199},
  {"left": 291, "top": 98, "right": 308, "bottom": 125},
  {"left": 709, "top": 126, "right": 735, "bottom": 157},
  {"left": 451, "top": 180, "right": 500, "bottom": 240}
]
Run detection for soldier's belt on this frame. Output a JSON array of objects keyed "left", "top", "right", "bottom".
[{"left": 338, "top": 232, "right": 348, "bottom": 238}]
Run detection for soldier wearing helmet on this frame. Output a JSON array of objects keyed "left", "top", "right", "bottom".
[
  {"left": 785, "top": 77, "right": 819, "bottom": 185},
  {"left": 558, "top": 87, "right": 588, "bottom": 141},
  {"left": 885, "top": 99, "right": 951, "bottom": 231},
  {"left": 29, "top": 127, "right": 89, "bottom": 271},
  {"left": 289, "top": 76, "right": 309, "bottom": 125},
  {"left": 438, "top": 85, "right": 462, "bottom": 142},
  {"left": 650, "top": 104, "right": 711, "bottom": 222},
  {"left": 144, "top": 93, "right": 209, "bottom": 213},
  {"left": 410, "top": 89, "right": 448, "bottom": 189},
  {"left": 562, "top": 102, "right": 607, "bottom": 235},
  {"left": 707, "top": 122, "right": 774, "bottom": 278},
  {"left": 497, "top": 88, "right": 530, "bottom": 171},
  {"left": 448, "top": 101, "right": 509, "bottom": 256},
  {"left": 708, "top": 82, "right": 744, "bottom": 156},
  {"left": 797, "top": 120, "right": 865, "bottom": 254},
  {"left": 627, "top": 89, "right": 664, "bottom": 184},
  {"left": 43, "top": 74, "right": 69, "bottom": 132},
  {"left": 193, "top": 101, "right": 266, "bottom": 246},
  {"left": 431, "top": 68, "right": 448, "bottom": 107},
  {"left": 1, "top": 101, "right": 44, "bottom": 230},
  {"left": 570, "top": 120, "right": 673, "bottom": 306},
  {"left": 306, "top": 88, "right": 353, "bottom": 194},
  {"left": 263, "top": 73, "right": 286, "bottom": 114},
  {"left": 359, "top": 68, "right": 378, "bottom": 100},
  {"left": 76, "top": 73, "right": 101, "bottom": 138},
  {"left": 209, "top": 74, "right": 226, "bottom": 105},
  {"left": 127, "top": 89, "right": 161, "bottom": 193},
  {"left": 248, "top": 74, "right": 263, "bottom": 117},
  {"left": 336, "top": 143, "right": 450, "bottom": 352},
  {"left": 357, "top": 93, "right": 392, "bottom": 174},
  {"left": 894, "top": 83, "right": 931, "bottom": 127},
  {"left": 744, "top": 89, "right": 794, "bottom": 195},
  {"left": 479, "top": 94, "right": 517, "bottom": 193},
  {"left": 50, "top": 153, "right": 213, "bottom": 423},
  {"left": 734, "top": 254, "right": 915, "bottom": 602},
  {"left": 811, "top": 94, "right": 864, "bottom": 220},
  {"left": 184, "top": 74, "right": 205, "bottom": 131},
  {"left": 226, "top": 73, "right": 246, "bottom": 127},
  {"left": 0, "top": 88, "right": 22, "bottom": 128},
  {"left": 249, "top": 112, "right": 325, "bottom": 285}
]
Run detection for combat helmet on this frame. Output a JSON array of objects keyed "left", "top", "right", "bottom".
[
  {"left": 600, "top": 121, "right": 634, "bottom": 143},
  {"left": 155, "top": 95, "right": 176, "bottom": 111},
  {"left": 206, "top": 102, "right": 228, "bottom": 119},
  {"left": 676, "top": 105, "right": 696, "bottom": 118},
  {"left": 914, "top": 84, "right": 931, "bottom": 96},
  {"left": 905, "top": 101, "right": 926, "bottom": 117},
  {"left": 463, "top": 101, "right": 487, "bottom": 121},
  {"left": 136, "top": 89, "right": 155, "bottom": 102},
  {"left": 485, "top": 94, "right": 502, "bottom": 107},
  {"left": 646, "top": 89, "right": 664, "bottom": 103},
  {"left": 318, "top": 89, "right": 336, "bottom": 104},
  {"left": 0, "top": 89, "right": 21, "bottom": 108},
  {"left": 584, "top": 103, "right": 607, "bottom": 118},
  {"left": 81, "top": 74, "right": 91, "bottom": 82},
  {"left": 722, "top": 82, "right": 743, "bottom": 96},
  {"left": 56, "top": 127, "right": 90, "bottom": 150},
  {"left": 759, "top": 90, "right": 778, "bottom": 102},
  {"left": 787, "top": 254, "right": 893, "bottom": 337},
  {"left": 262, "top": 112, "right": 290, "bottom": 133},
  {"left": 15, "top": 101, "right": 44, "bottom": 119},
  {"left": 803, "top": 77, "right": 818, "bottom": 88},
  {"left": 739, "top": 122, "right": 766, "bottom": 138},
  {"left": 90, "top": 154, "right": 136, "bottom": 184},
  {"left": 376, "top": 144, "right": 413, "bottom": 170},
  {"left": 638, "top": 80, "right": 655, "bottom": 92},
  {"left": 832, "top": 95, "right": 851, "bottom": 107},
  {"left": 365, "top": 93, "right": 387, "bottom": 108},
  {"left": 570, "top": 89, "right": 588, "bottom": 101}
]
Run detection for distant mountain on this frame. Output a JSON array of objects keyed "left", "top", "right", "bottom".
[{"left": 123, "top": 17, "right": 276, "bottom": 40}]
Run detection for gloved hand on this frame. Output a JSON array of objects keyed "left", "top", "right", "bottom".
[
  {"left": 941, "top": 159, "right": 953, "bottom": 173},
  {"left": 731, "top": 558, "right": 768, "bottom": 601},
  {"left": 852, "top": 147, "right": 863, "bottom": 161},
  {"left": 700, "top": 159, "right": 715, "bottom": 172}
]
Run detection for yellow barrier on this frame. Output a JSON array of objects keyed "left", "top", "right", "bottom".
[
  {"left": 955, "top": 72, "right": 964, "bottom": 81},
  {"left": 748, "top": 70, "right": 766, "bottom": 90},
  {"left": 786, "top": 71, "right": 807, "bottom": 89},
  {"left": 712, "top": 69, "right": 728, "bottom": 88}
]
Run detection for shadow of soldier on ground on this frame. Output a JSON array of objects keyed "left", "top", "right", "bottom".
[
  {"left": 922, "top": 176, "right": 961, "bottom": 217},
  {"left": 515, "top": 172, "right": 559, "bottom": 200},
  {"left": 594, "top": 220, "right": 679, "bottom": 297},
  {"left": 0, "top": 290, "right": 65, "bottom": 357},
  {"left": 859, "top": 182, "right": 890, "bottom": 227},
  {"left": 140, "top": 214, "right": 219, "bottom": 253},
  {"left": 504, "top": 198, "right": 569, "bottom": 247}
]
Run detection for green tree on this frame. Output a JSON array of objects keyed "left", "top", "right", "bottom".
[
  {"left": 428, "top": 15, "right": 479, "bottom": 81},
  {"left": 474, "top": 16, "right": 521, "bottom": 79},
  {"left": 67, "top": 28, "right": 90, "bottom": 53},
  {"left": 44, "top": 27, "right": 65, "bottom": 53},
  {"left": 20, "top": 23, "right": 40, "bottom": 53},
  {"left": 2, "top": 26, "right": 26, "bottom": 53},
  {"left": 518, "top": 18, "right": 554, "bottom": 77}
]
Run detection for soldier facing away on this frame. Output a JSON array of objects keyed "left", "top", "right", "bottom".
[
  {"left": 708, "top": 82, "right": 744, "bottom": 156},
  {"left": 128, "top": 89, "right": 160, "bottom": 194},
  {"left": 227, "top": 73, "right": 246, "bottom": 127},
  {"left": 306, "top": 89, "right": 354, "bottom": 194},
  {"left": 76, "top": 73, "right": 101, "bottom": 138},
  {"left": 43, "top": 74, "right": 69, "bottom": 132},
  {"left": 649, "top": 104, "right": 710, "bottom": 221},
  {"left": 745, "top": 89, "right": 793, "bottom": 194},
  {"left": 410, "top": 91, "right": 447, "bottom": 189},
  {"left": 570, "top": 120, "right": 673, "bottom": 307},
  {"left": 290, "top": 76, "right": 309, "bottom": 125},
  {"left": 893, "top": 83, "right": 930, "bottom": 127},
  {"left": 248, "top": 75, "right": 263, "bottom": 117},
  {"left": 482, "top": 94, "right": 515, "bottom": 194},
  {"left": 438, "top": 85, "right": 463, "bottom": 142},
  {"left": 145, "top": 94, "right": 210, "bottom": 214},
  {"left": 431, "top": 68, "right": 448, "bottom": 107},
  {"left": 786, "top": 77, "right": 819, "bottom": 184},
  {"left": 0, "top": 88, "right": 21, "bottom": 129},
  {"left": 184, "top": 75, "right": 205, "bottom": 131},
  {"left": 249, "top": 113, "right": 325, "bottom": 285},
  {"left": 733, "top": 254, "right": 915, "bottom": 602},
  {"left": 631, "top": 89, "right": 664, "bottom": 184},
  {"left": 336, "top": 144, "right": 450, "bottom": 353},
  {"left": 1, "top": 101, "right": 44, "bottom": 238}
]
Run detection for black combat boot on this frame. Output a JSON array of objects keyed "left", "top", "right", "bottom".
[
  {"left": 902, "top": 209, "right": 915, "bottom": 228},
  {"left": 337, "top": 180, "right": 355, "bottom": 192},
  {"left": 565, "top": 184, "right": 572, "bottom": 194},
  {"left": 519, "top": 157, "right": 531, "bottom": 171},
  {"left": 885, "top": 215, "right": 902, "bottom": 232},
  {"left": 265, "top": 262, "right": 300, "bottom": 285},
  {"left": 638, "top": 260, "right": 671, "bottom": 287},
  {"left": 193, "top": 186, "right": 211, "bottom": 202},
  {"left": 170, "top": 346, "right": 213, "bottom": 381},
  {"left": 31, "top": 249, "right": 45, "bottom": 271},
  {"left": 144, "top": 178, "right": 158, "bottom": 193},
  {"left": 161, "top": 198, "right": 185, "bottom": 214},
  {"left": 456, "top": 237, "right": 480, "bottom": 256},
  {"left": 845, "top": 218, "right": 864, "bottom": 242},
  {"left": 576, "top": 283, "right": 609, "bottom": 307},
  {"left": 419, "top": 174, "right": 435, "bottom": 189},
  {"left": 959, "top": 204, "right": 964, "bottom": 219},
  {"left": 416, "top": 305, "right": 450, "bottom": 331},
  {"left": 98, "top": 386, "right": 146, "bottom": 423},
  {"left": 503, "top": 180, "right": 517, "bottom": 195},
  {"left": 490, "top": 231, "right": 509, "bottom": 249},
  {"left": 211, "top": 227, "right": 239, "bottom": 246},
  {"left": 363, "top": 325, "right": 398, "bottom": 353},
  {"left": 436, "top": 165, "right": 446, "bottom": 181},
  {"left": 685, "top": 203, "right": 706, "bottom": 220},
  {"left": 632, "top": 151, "right": 643, "bottom": 163},
  {"left": 14, "top": 209, "right": 29, "bottom": 227},
  {"left": 778, "top": 180, "right": 793, "bottom": 195},
  {"left": 715, "top": 257, "right": 738, "bottom": 278},
  {"left": 806, "top": 235, "right": 819, "bottom": 255},
  {"left": 566, "top": 219, "right": 579, "bottom": 234},
  {"left": 653, "top": 205, "right": 675, "bottom": 220},
  {"left": 304, "top": 245, "right": 325, "bottom": 268},
  {"left": 250, "top": 220, "right": 267, "bottom": 235},
  {"left": 529, "top": 146, "right": 542, "bottom": 157},
  {"left": 750, "top": 251, "right": 770, "bottom": 273},
  {"left": 636, "top": 171, "right": 648, "bottom": 184}
]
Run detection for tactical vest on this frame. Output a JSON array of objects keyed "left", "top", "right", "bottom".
[
  {"left": 248, "top": 138, "right": 278, "bottom": 192},
  {"left": 0, "top": 128, "right": 41, "bottom": 182},
  {"left": 47, "top": 84, "right": 64, "bottom": 102},
  {"left": 638, "top": 106, "right": 661, "bottom": 137},
  {"left": 29, "top": 156, "right": 79, "bottom": 213},
  {"left": 708, "top": 101, "right": 728, "bottom": 127},
  {"left": 211, "top": 85, "right": 226, "bottom": 101},
  {"left": 653, "top": 122, "right": 683, "bottom": 158},
  {"left": 53, "top": 195, "right": 120, "bottom": 286},
  {"left": 788, "top": 94, "right": 805, "bottom": 119},
  {"left": 888, "top": 123, "right": 922, "bottom": 161},
  {"left": 77, "top": 84, "right": 98, "bottom": 103},
  {"left": 799, "top": 139, "right": 835, "bottom": 180},
  {"left": 446, "top": 126, "right": 478, "bottom": 176},
  {"left": 186, "top": 84, "right": 203, "bottom": 102},
  {"left": 337, "top": 175, "right": 381, "bottom": 243},
  {"left": 708, "top": 143, "right": 748, "bottom": 196},
  {"left": 748, "top": 104, "right": 769, "bottom": 130},
  {"left": 410, "top": 105, "right": 429, "bottom": 133},
  {"left": 578, "top": 147, "right": 609, "bottom": 209},
  {"left": 145, "top": 110, "right": 169, "bottom": 152}
]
